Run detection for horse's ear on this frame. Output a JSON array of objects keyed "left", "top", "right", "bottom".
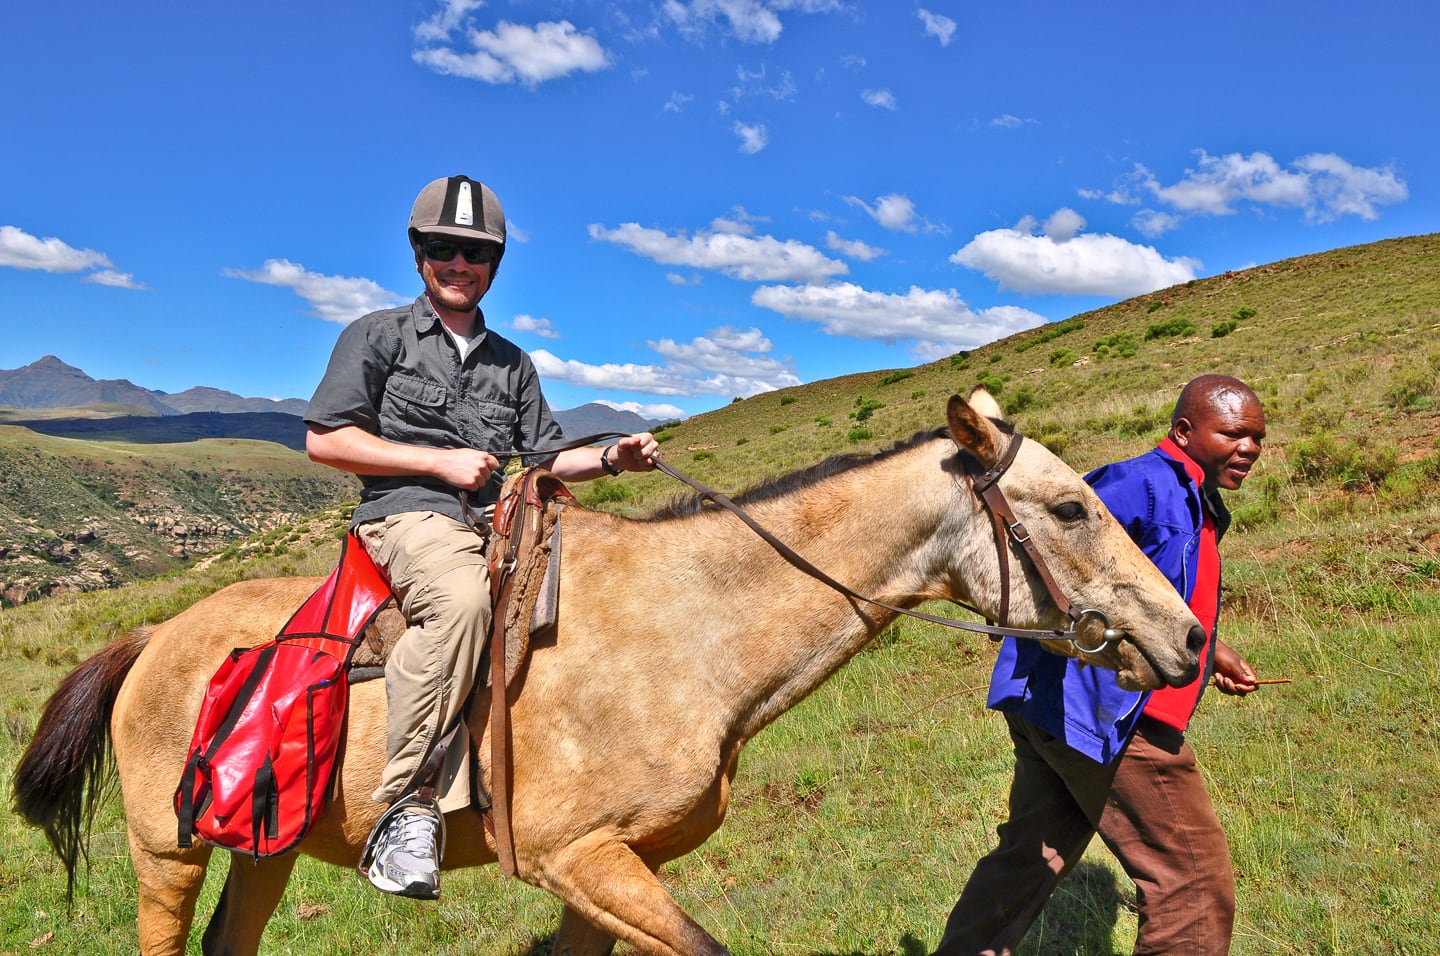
[
  {"left": 947, "top": 392, "right": 1005, "bottom": 466},
  {"left": 966, "top": 385, "right": 1004, "bottom": 420}
]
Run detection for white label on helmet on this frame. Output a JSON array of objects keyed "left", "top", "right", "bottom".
[{"left": 455, "top": 182, "right": 475, "bottom": 226}]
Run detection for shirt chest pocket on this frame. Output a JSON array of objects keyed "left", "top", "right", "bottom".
[
  {"left": 468, "top": 398, "right": 519, "bottom": 447},
  {"left": 380, "top": 373, "right": 450, "bottom": 437}
]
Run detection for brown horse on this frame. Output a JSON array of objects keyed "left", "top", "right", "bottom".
[{"left": 15, "top": 393, "right": 1203, "bottom": 956}]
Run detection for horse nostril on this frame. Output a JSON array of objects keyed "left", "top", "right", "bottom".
[{"left": 1186, "top": 624, "right": 1206, "bottom": 660}]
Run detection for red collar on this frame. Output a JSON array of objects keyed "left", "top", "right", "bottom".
[{"left": 1158, "top": 435, "right": 1207, "bottom": 491}]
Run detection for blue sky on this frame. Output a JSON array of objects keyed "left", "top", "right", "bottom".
[{"left": 1, "top": 1, "right": 1433, "bottom": 420}]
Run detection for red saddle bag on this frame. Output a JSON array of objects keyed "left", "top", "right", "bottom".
[{"left": 174, "top": 533, "right": 393, "bottom": 858}]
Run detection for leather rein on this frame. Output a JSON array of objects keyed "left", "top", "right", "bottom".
[
  {"left": 465, "top": 428, "right": 1120, "bottom": 651},
  {"left": 651, "top": 433, "right": 1122, "bottom": 654}
]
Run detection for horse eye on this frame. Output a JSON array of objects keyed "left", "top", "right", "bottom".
[{"left": 1053, "top": 501, "right": 1086, "bottom": 522}]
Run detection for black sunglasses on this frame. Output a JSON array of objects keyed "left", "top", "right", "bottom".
[{"left": 420, "top": 237, "right": 499, "bottom": 265}]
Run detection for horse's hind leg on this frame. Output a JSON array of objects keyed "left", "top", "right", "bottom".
[
  {"left": 542, "top": 835, "right": 728, "bottom": 956},
  {"left": 199, "top": 853, "right": 297, "bottom": 956},
  {"left": 128, "top": 840, "right": 211, "bottom": 956},
  {"left": 552, "top": 905, "right": 618, "bottom": 956}
]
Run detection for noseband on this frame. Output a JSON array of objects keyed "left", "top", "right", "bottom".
[{"left": 651, "top": 434, "right": 1121, "bottom": 652}]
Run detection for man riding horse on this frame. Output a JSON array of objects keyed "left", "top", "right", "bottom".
[{"left": 303, "top": 174, "right": 659, "bottom": 898}]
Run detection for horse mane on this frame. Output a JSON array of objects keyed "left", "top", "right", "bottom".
[{"left": 647, "top": 427, "right": 951, "bottom": 520}]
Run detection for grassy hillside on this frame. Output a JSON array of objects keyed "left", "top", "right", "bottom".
[{"left": 2, "top": 234, "right": 1438, "bottom": 954}]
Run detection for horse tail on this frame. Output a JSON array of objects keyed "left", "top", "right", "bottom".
[{"left": 12, "top": 625, "right": 153, "bottom": 902}]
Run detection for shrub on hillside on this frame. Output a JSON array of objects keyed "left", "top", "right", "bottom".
[
  {"left": 1290, "top": 432, "right": 1398, "bottom": 488},
  {"left": 1003, "top": 385, "right": 1039, "bottom": 416},
  {"left": 1384, "top": 361, "right": 1437, "bottom": 410},
  {"left": 576, "top": 478, "right": 632, "bottom": 507},
  {"left": 975, "top": 373, "right": 1004, "bottom": 396},
  {"left": 1144, "top": 316, "right": 1198, "bottom": 340},
  {"left": 1092, "top": 332, "right": 1139, "bottom": 359},
  {"left": 1014, "top": 319, "right": 1085, "bottom": 353},
  {"left": 851, "top": 396, "right": 885, "bottom": 421}
]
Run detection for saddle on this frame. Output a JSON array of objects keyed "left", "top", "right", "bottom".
[{"left": 349, "top": 467, "right": 572, "bottom": 692}]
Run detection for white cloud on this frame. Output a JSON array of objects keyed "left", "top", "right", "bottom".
[
  {"left": 649, "top": 325, "right": 796, "bottom": 380},
  {"left": 990, "top": 114, "right": 1036, "bottom": 130},
  {"left": 728, "top": 63, "right": 798, "bottom": 102},
  {"left": 1132, "top": 209, "right": 1183, "bottom": 238},
  {"left": 825, "top": 230, "right": 886, "bottom": 262},
  {"left": 861, "top": 88, "right": 897, "bottom": 110},
  {"left": 1042, "top": 207, "right": 1086, "bottom": 242},
  {"left": 843, "top": 193, "right": 919, "bottom": 232},
  {"left": 595, "top": 398, "right": 689, "bottom": 421},
  {"left": 530, "top": 346, "right": 793, "bottom": 399},
  {"left": 734, "top": 120, "right": 769, "bottom": 154},
  {"left": 709, "top": 207, "right": 766, "bottom": 234},
  {"left": 512, "top": 314, "right": 560, "bottom": 339},
  {"left": 664, "top": 0, "right": 782, "bottom": 43},
  {"left": 663, "top": 91, "right": 694, "bottom": 113},
  {"left": 225, "top": 259, "right": 405, "bottom": 324},
  {"left": 528, "top": 323, "right": 800, "bottom": 399},
  {"left": 414, "top": 0, "right": 485, "bottom": 44},
  {"left": 1293, "top": 152, "right": 1409, "bottom": 222},
  {"left": 1103, "top": 150, "right": 1408, "bottom": 226},
  {"left": 85, "top": 270, "right": 146, "bottom": 290},
  {"left": 917, "top": 8, "right": 957, "bottom": 46},
  {"left": 0, "top": 225, "right": 113, "bottom": 273},
  {"left": 663, "top": 0, "right": 843, "bottom": 44},
  {"left": 950, "top": 217, "right": 1201, "bottom": 298},
  {"left": 588, "top": 221, "right": 848, "bottom": 283},
  {"left": 413, "top": 19, "right": 609, "bottom": 86},
  {"left": 752, "top": 281, "right": 1045, "bottom": 358}
]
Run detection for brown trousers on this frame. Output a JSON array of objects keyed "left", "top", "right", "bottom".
[
  {"left": 356, "top": 511, "right": 492, "bottom": 814},
  {"left": 935, "top": 713, "right": 1235, "bottom": 956}
]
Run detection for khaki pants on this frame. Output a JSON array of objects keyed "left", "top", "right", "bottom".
[
  {"left": 936, "top": 713, "right": 1236, "bottom": 956},
  {"left": 356, "top": 511, "right": 491, "bottom": 813}
]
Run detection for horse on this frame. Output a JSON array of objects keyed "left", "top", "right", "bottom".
[{"left": 14, "top": 392, "right": 1205, "bottom": 956}]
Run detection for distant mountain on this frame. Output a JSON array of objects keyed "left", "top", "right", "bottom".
[
  {"left": 163, "top": 386, "right": 309, "bottom": 416},
  {"left": 554, "top": 403, "right": 669, "bottom": 438},
  {"left": 0, "top": 355, "right": 175, "bottom": 414},
  {"left": 0, "top": 356, "right": 307, "bottom": 416}
]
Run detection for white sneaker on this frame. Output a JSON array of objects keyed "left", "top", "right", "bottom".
[{"left": 366, "top": 805, "right": 442, "bottom": 899}]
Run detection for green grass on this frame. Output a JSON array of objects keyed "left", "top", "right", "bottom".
[{"left": 3, "top": 233, "right": 1440, "bottom": 953}]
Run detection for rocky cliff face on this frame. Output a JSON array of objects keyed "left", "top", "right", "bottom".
[{"left": 0, "top": 432, "right": 356, "bottom": 606}]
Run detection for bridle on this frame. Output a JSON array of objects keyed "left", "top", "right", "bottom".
[
  {"left": 652, "top": 432, "right": 1123, "bottom": 653},
  {"left": 463, "top": 430, "right": 1122, "bottom": 653},
  {"left": 959, "top": 433, "right": 1122, "bottom": 652}
]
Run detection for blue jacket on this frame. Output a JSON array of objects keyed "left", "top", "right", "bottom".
[{"left": 985, "top": 444, "right": 1230, "bottom": 764}]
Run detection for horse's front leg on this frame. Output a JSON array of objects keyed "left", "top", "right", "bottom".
[
  {"left": 199, "top": 852, "right": 298, "bottom": 956},
  {"left": 538, "top": 834, "right": 729, "bottom": 956}
]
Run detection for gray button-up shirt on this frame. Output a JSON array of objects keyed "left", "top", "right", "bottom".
[{"left": 306, "top": 296, "right": 564, "bottom": 526}]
